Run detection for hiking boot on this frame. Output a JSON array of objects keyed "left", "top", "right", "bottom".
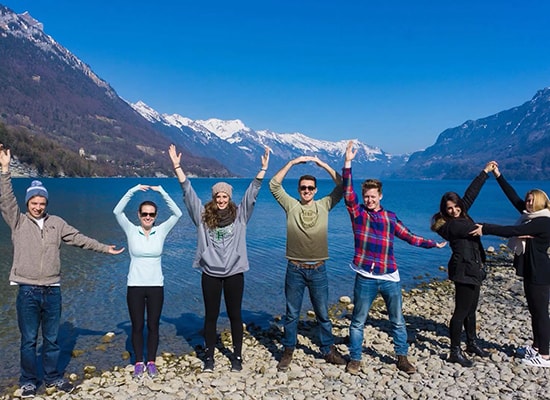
[
  {"left": 231, "top": 356, "right": 243, "bottom": 372},
  {"left": 146, "top": 362, "right": 158, "bottom": 377},
  {"left": 203, "top": 357, "right": 214, "bottom": 372},
  {"left": 277, "top": 348, "right": 294, "bottom": 371},
  {"left": 324, "top": 345, "right": 346, "bottom": 365},
  {"left": 133, "top": 362, "right": 145, "bottom": 379},
  {"left": 20, "top": 383, "right": 36, "bottom": 398},
  {"left": 346, "top": 359, "right": 361, "bottom": 375},
  {"left": 448, "top": 346, "right": 473, "bottom": 367},
  {"left": 465, "top": 341, "right": 490, "bottom": 358},
  {"left": 45, "top": 379, "right": 74, "bottom": 394},
  {"left": 396, "top": 355, "right": 416, "bottom": 374}
]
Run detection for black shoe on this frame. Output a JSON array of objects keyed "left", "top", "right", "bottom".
[
  {"left": 203, "top": 357, "right": 214, "bottom": 372},
  {"left": 231, "top": 356, "right": 243, "bottom": 372},
  {"left": 46, "top": 379, "right": 74, "bottom": 394},
  {"left": 466, "top": 341, "right": 490, "bottom": 358},
  {"left": 448, "top": 346, "right": 473, "bottom": 367},
  {"left": 20, "top": 383, "right": 36, "bottom": 398}
]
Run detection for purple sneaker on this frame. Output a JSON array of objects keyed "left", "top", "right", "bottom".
[
  {"left": 133, "top": 362, "right": 145, "bottom": 379},
  {"left": 146, "top": 362, "right": 158, "bottom": 377}
]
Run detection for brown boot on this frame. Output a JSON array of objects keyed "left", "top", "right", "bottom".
[
  {"left": 346, "top": 359, "right": 361, "bottom": 375},
  {"left": 277, "top": 348, "right": 294, "bottom": 371},
  {"left": 396, "top": 355, "right": 416, "bottom": 374},
  {"left": 324, "top": 345, "right": 346, "bottom": 365}
]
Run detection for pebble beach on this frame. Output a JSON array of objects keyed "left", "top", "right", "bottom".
[{"left": 3, "top": 247, "right": 550, "bottom": 399}]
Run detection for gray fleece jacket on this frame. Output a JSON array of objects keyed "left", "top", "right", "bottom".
[
  {"left": 181, "top": 177, "right": 262, "bottom": 277},
  {"left": 1, "top": 172, "right": 112, "bottom": 286}
]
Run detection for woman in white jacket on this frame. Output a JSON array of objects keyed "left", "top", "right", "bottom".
[{"left": 113, "top": 184, "right": 182, "bottom": 379}]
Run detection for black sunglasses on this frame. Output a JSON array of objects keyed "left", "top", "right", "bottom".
[
  {"left": 300, "top": 185, "right": 316, "bottom": 191},
  {"left": 140, "top": 212, "right": 157, "bottom": 218}
]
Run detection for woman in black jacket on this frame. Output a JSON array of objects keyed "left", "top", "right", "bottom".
[
  {"left": 475, "top": 166, "right": 550, "bottom": 367},
  {"left": 431, "top": 161, "right": 497, "bottom": 367}
]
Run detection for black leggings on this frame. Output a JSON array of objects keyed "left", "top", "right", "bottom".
[
  {"left": 524, "top": 281, "right": 550, "bottom": 355},
  {"left": 449, "top": 282, "right": 481, "bottom": 347},
  {"left": 127, "top": 286, "right": 164, "bottom": 362},
  {"left": 201, "top": 272, "right": 244, "bottom": 358}
]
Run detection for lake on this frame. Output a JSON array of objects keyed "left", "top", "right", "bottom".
[{"left": 0, "top": 176, "right": 547, "bottom": 386}]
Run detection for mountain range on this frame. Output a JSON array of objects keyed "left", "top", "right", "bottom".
[{"left": 0, "top": 4, "right": 548, "bottom": 179}]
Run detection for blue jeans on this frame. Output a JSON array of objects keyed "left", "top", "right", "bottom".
[
  {"left": 282, "top": 261, "right": 334, "bottom": 354},
  {"left": 349, "top": 274, "right": 408, "bottom": 361},
  {"left": 16, "top": 285, "right": 63, "bottom": 386}
]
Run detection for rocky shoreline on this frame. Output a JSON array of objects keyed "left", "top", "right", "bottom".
[{"left": 3, "top": 248, "right": 550, "bottom": 399}]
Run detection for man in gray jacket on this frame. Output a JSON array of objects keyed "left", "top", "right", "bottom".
[{"left": 0, "top": 144, "right": 124, "bottom": 398}]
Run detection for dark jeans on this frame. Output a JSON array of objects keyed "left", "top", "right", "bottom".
[
  {"left": 449, "top": 282, "right": 480, "bottom": 347},
  {"left": 524, "top": 281, "right": 550, "bottom": 355},
  {"left": 201, "top": 272, "right": 244, "bottom": 358},
  {"left": 16, "top": 285, "right": 63, "bottom": 386},
  {"left": 127, "top": 286, "right": 164, "bottom": 363}
]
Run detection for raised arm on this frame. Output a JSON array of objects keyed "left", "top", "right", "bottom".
[
  {"left": 311, "top": 156, "right": 341, "bottom": 185},
  {"left": 271, "top": 155, "right": 311, "bottom": 183},
  {"left": 491, "top": 164, "right": 525, "bottom": 213},
  {"left": 255, "top": 146, "right": 270, "bottom": 180},
  {"left": 0, "top": 144, "right": 10, "bottom": 173},
  {"left": 168, "top": 144, "right": 187, "bottom": 184},
  {"left": 344, "top": 140, "right": 358, "bottom": 169},
  {"left": 461, "top": 161, "right": 497, "bottom": 211}
]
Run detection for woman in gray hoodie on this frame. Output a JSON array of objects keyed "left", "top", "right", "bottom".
[{"left": 168, "top": 144, "right": 269, "bottom": 373}]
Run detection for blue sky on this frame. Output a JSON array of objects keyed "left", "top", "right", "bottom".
[{"left": 4, "top": 0, "right": 550, "bottom": 154}]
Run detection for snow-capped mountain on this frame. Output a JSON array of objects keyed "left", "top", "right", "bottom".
[{"left": 131, "top": 101, "right": 408, "bottom": 178}]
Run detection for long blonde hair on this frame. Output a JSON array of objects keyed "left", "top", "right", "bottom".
[{"left": 527, "top": 189, "right": 550, "bottom": 212}]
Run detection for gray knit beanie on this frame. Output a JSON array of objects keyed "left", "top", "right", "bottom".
[{"left": 211, "top": 182, "right": 233, "bottom": 198}]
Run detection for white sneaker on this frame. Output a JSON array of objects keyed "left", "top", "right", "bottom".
[{"left": 522, "top": 354, "right": 550, "bottom": 367}]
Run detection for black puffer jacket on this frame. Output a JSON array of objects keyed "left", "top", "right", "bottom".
[{"left": 433, "top": 171, "right": 489, "bottom": 286}]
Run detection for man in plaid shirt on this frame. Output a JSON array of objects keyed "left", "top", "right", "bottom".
[{"left": 342, "top": 141, "right": 446, "bottom": 375}]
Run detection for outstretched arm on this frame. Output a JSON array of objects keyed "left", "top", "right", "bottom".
[
  {"left": 255, "top": 147, "right": 271, "bottom": 179},
  {"left": 168, "top": 144, "right": 187, "bottom": 184}
]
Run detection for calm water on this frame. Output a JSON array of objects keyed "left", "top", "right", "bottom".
[{"left": 0, "top": 176, "right": 547, "bottom": 385}]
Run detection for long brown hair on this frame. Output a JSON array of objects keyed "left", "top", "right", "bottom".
[
  {"left": 202, "top": 200, "right": 237, "bottom": 230},
  {"left": 430, "top": 191, "right": 472, "bottom": 232}
]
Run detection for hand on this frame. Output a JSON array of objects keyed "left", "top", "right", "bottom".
[
  {"left": 149, "top": 185, "right": 162, "bottom": 192},
  {"left": 292, "top": 155, "right": 312, "bottom": 165},
  {"left": 0, "top": 144, "right": 11, "bottom": 171},
  {"left": 261, "top": 146, "right": 271, "bottom": 169},
  {"left": 483, "top": 161, "right": 498, "bottom": 174},
  {"left": 107, "top": 245, "right": 125, "bottom": 255},
  {"left": 436, "top": 241, "right": 447, "bottom": 248},
  {"left": 345, "top": 140, "right": 357, "bottom": 162},
  {"left": 492, "top": 165, "right": 501, "bottom": 178},
  {"left": 168, "top": 144, "right": 182, "bottom": 167},
  {"left": 469, "top": 224, "right": 483, "bottom": 236}
]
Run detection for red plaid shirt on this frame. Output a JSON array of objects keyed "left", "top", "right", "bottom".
[{"left": 343, "top": 168, "right": 437, "bottom": 275}]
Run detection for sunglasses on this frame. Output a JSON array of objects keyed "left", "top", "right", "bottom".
[
  {"left": 300, "top": 185, "right": 316, "bottom": 191},
  {"left": 140, "top": 212, "right": 157, "bottom": 218}
]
